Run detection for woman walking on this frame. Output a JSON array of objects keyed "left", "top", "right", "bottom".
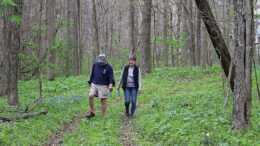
[{"left": 117, "top": 56, "right": 141, "bottom": 117}]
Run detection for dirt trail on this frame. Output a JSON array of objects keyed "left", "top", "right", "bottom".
[
  {"left": 42, "top": 98, "right": 123, "bottom": 145},
  {"left": 120, "top": 101, "right": 150, "bottom": 146}
]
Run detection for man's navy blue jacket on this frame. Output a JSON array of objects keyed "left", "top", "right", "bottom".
[{"left": 88, "top": 62, "right": 115, "bottom": 86}]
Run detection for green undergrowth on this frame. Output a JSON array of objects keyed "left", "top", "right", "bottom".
[
  {"left": 0, "top": 76, "right": 108, "bottom": 145},
  {"left": 0, "top": 65, "right": 259, "bottom": 145},
  {"left": 134, "top": 71, "right": 259, "bottom": 145},
  {"left": 61, "top": 65, "right": 259, "bottom": 145}
]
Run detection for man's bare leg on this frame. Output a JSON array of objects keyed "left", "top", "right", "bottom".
[
  {"left": 101, "top": 98, "right": 107, "bottom": 117},
  {"left": 89, "top": 94, "right": 95, "bottom": 113}
]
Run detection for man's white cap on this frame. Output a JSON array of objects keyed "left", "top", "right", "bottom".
[{"left": 98, "top": 54, "right": 106, "bottom": 63}]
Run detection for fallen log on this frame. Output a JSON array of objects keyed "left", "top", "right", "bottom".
[
  {"left": 0, "top": 110, "right": 48, "bottom": 122},
  {"left": 24, "top": 95, "right": 48, "bottom": 113}
]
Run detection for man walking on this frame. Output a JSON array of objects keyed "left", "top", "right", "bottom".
[{"left": 86, "top": 54, "right": 115, "bottom": 117}]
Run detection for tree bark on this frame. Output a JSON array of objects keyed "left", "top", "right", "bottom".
[
  {"left": 187, "top": 0, "right": 196, "bottom": 66},
  {"left": 73, "top": 0, "right": 80, "bottom": 76},
  {"left": 66, "top": 0, "right": 71, "bottom": 78},
  {"left": 232, "top": 0, "right": 254, "bottom": 130},
  {"left": 195, "top": 0, "right": 235, "bottom": 91},
  {"left": 200, "top": 26, "right": 207, "bottom": 69},
  {"left": 46, "top": 0, "right": 56, "bottom": 81},
  {"left": 37, "top": 0, "right": 43, "bottom": 98},
  {"left": 0, "top": 27, "right": 8, "bottom": 97},
  {"left": 140, "top": 0, "right": 152, "bottom": 74},
  {"left": 92, "top": 0, "right": 100, "bottom": 63},
  {"left": 154, "top": 4, "right": 161, "bottom": 68},
  {"left": 163, "top": 0, "right": 169, "bottom": 67},
  {"left": 196, "top": 10, "right": 201, "bottom": 66},
  {"left": 2, "top": 0, "right": 23, "bottom": 105},
  {"left": 0, "top": 17, "right": 7, "bottom": 97},
  {"left": 129, "top": 0, "right": 136, "bottom": 56},
  {"left": 175, "top": 2, "right": 182, "bottom": 67},
  {"left": 170, "top": 12, "right": 174, "bottom": 67},
  {"left": 181, "top": 0, "right": 188, "bottom": 66}
]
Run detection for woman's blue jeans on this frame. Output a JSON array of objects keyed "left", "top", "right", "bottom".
[{"left": 124, "top": 87, "right": 137, "bottom": 117}]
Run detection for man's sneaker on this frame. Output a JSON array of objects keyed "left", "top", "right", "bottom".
[
  {"left": 126, "top": 112, "right": 130, "bottom": 117},
  {"left": 85, "top": 112, "right": 95, "bottom": 118}
]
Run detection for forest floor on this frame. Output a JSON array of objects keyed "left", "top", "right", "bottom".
[{"left": 0, "top": 65, "right": 259, "bottom": 145}]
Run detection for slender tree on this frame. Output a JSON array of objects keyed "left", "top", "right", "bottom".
[
  {"left": 181, "top": 0, "right": 188, "bottom": 66},
  {"left": 36, "top": 0, "right": 43, "bottom": 98},
  {"left": 66, "top": 0, "right": 71, "bottom": 78},
  {"left": 175, "top": 2, "right": 182, "bottom": 67},
  {"left": 163, "top": 0, "right": 169, "bottom": 67},
  {"left": 196, "top": 10, "right": 201, "bottom": 66},
  {"left": 195, "top": 0, "right": 235, "bottom": 91},
  {"left": 200, "top": 26, "right": 207, "bottom": 69},
  {"left": 73, "top": 0, "right": 80, "bottom": 76},
  {"left": 129, "top": 0, "right": 136, "bottom": 56},
  {"left": 187, "top": 0, "right": 196, "bottom": 66},
  {"left": 140, "top": 0, "right": 152, "bottom": 74},
  {"left": 46, "top": 0, "right": 56, "bottom": 81},
  {"left": 92, "top": 0, "right": 100, "bottom": 63}
]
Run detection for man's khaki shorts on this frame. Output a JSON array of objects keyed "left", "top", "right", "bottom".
[{"left": 89, "top": 83, "right": 109, "bottom": 99}]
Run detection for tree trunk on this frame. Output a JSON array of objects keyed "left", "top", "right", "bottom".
[
  {"left": 232, "top": 0, "right": 254, "bottom": 130},
  {"left": 163, "top": 0, "right": 169, "bottom": 67},
  {"left": 66, "top": 0, "right": 71, "bottom": 78},
  {"left": 200, "top": 26, "right": 207, "bottom": 69},
  {"left": 195, "top": 0, "right": 235, "bottom": 91},
  {"left": 46, "top": 0, "right": 56, "bottom": 81},
  {"left": 175, "top": 2, "right": 182, "bottom": 67},
  {"left": 0, "top": 16, "right": 8, "bottom": 96},
  {"left": 129, "top": 0, "right": 136, "bottom": 56},
  {"left": 170, "top": 12, "right": 174, "bottom": 67},
  {"left": 140, "top": 0, "right": 152, "bottom": 74},
  {"left": 37, "top": 0, "right": 43, "bottom": 98},
  {"left": 187, "top": 0, "right": 196, "bottom": 66},
  {"left": 73, "top": 0, "right": 80, "bottom": 76},
  {"left": 92, "top": 0, "right": 100, "bottom": 63},
  {"left": 181, "top": 0, "right": 188, "bottom": 66},
  {"left": 0, "top": 18, "right": 2, "bottom": 69},
  {"left": 154, "top": 4, "right": 161, "bottom": 68},
  {"left": 196, "top": 10, "right": 201, "bottom": 66},
  {"left": 0, "top": 30, "right": 8, "bottom": 97},
  {"left": 3, "top": 0, "right": 23, "bottom": 105}
]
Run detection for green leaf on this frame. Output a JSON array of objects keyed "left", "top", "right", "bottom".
[
  {"left": 9, "top": 15, "right": 23, "bottom": 24},
  {"left": 7, "top": 0, "right": 16, "bottom": 6},
  {"left": 254, "top": 14, "right": 260, "bottom": 19}
]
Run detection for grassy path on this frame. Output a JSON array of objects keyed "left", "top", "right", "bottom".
[
  {"left": 119, "top": 101, "right": 151, "bottom": 146},
  {"left": 44, "top": 98, "right": 124, "bottom": 145}
]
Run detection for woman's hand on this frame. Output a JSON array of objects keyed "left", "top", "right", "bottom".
[{"left": 138, "top": 90, "right": 141, "bottom": 94}]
